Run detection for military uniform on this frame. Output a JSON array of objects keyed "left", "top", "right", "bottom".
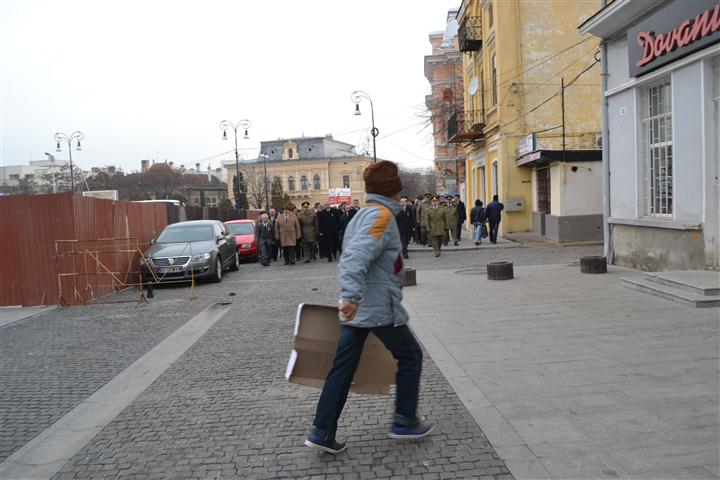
[
  {"left": 423, "top": 204, "right": 448, "bottom": 257},
  {"left": 416, "top": 199, "right": 430, "bottom": 245},
  {"left": 445, "top": 200, "right": 459, "bottom": 245},
  {"left": 298, "top": 205, "right": 319, "bottom": 262}
]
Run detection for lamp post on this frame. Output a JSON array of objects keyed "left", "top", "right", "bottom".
[
  {"left": 351, "top": 90, "right": 378, "bottom": 162},
  {"left": 54, "top": 131, "right": 84, "bottom": 194},
  {"left": 220, "top": 119, "right": 251, "bottom": 208}
]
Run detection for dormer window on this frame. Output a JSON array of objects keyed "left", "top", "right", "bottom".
[{"left": 289, "top": 149, "right": 293, "bottom": 159}]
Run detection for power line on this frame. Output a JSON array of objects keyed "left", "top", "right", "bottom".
[{"left": 499, "top": 58, "right": 600, "bottom": 129}]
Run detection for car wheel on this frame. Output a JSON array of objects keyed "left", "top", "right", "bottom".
[
  {"left": 210, "top": 257, "right": 222, "bottom": 283},
  {"left": 229, "top": 252, "right": 239, "bottom": 271}
]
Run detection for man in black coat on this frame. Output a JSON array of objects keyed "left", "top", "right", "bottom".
[
  {"left": 395, "top": 195, "right": 415, "bottom": 259},
  {"left": 454, "top": 194, "right": 467, "bottom": 241},
  {"left": 317, "top": 202, "right": 339, "bottom": 262},
  {"left": 485, "top": 195, "right": 505, "bottom": 244}
]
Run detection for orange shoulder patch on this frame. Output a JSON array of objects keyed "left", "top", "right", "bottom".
[{"left": 368, "top": 206, "right": 393, "bottom": 240}]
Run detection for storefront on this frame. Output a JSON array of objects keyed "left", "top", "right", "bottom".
[{"left": 581, "top": 0, "right": 720, "bottom": 270}]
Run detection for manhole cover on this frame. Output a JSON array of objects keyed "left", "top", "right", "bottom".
[{"left": 455, "top": 268, "right": 487, "bottom": 275}]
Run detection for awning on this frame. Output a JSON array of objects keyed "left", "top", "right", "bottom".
[{"left": 516, "top": 149, "right": 601, "bottom": 168}]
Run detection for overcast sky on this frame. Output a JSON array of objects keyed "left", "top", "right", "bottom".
[{"left": 0, "top": 0, "right": 460, "bottom": 174}]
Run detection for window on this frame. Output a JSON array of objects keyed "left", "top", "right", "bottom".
[
  {"left": 289, "top": 148, "right": 293, "bottom": 159},
  {"left": 313, "top": 174, "right": 321, "bottom": 190},
  {"left": 491, "top": 54, "right": 497, "bottom": 106},
  {"left": 288, "top": 176, "right": 296, "bottom": 191},
  {"left": 272, "top": 176, "right": 282, "bottom": 196},
  {"left": 491, "top": 161, "right": 498, "bottom": 197},
  {"left": 343, "top": 175, "right": 350, "bottom": 188},
  {"left": 487, "top": 1, "right": 493, "bottom": 28},
  {"left": 640, "top": 80, "right": 673, "bottom": 217},
  {"left": 300, "top": 175, "right": 308, "bottom": 191}
]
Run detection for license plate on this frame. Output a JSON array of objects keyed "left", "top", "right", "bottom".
[{"left": 158, "top": 266, "right": 183, "bottom": 273}]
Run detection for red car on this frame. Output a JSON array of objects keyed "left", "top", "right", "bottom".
[{"left": 225, "top": 219, "right": 258, "bottom": 261}]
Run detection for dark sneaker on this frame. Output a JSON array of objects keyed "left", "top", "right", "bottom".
[
  {"left": 304, "top": 434, "right": 347, "bottom": 454},
  {"left": 388, "top": 421, "right": 434, "bottom": 439}
]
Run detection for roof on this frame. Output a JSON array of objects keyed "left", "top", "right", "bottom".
[{"left": 578, "top": 0, "right": 666, "bottom": 38}]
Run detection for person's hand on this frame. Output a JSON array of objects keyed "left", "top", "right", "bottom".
[{"left": 338, "top": 300, "right": 357, "bottom": 322}]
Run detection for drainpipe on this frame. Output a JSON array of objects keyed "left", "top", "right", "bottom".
[{"left": 600, "top": 0, "right": 611, "bottom": 262}]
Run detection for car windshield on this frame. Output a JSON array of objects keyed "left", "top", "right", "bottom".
[
  {"left": 156, "top": 225, "right": 213, "bottom": 243},
  {"left": 227, "top": 223, "right": 254, "bottom": 235}
]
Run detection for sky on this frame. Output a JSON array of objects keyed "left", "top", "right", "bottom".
[{"left": 0, "top": 0, "right": 461, "bottom": 174}]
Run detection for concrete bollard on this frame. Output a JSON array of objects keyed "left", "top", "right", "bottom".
[
  {"left": 487, "top": 261, "right": 514, "bottom": 280},
  {"left": 404, "top": 268, "right": 417, "bottom": 287},
  {"left": 580, "top": 256, "right": 607, "bottom": 274}
]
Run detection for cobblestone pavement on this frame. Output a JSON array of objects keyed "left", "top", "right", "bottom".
[{"left": 4, "top": 245, "right": 601, "bottom": 479}]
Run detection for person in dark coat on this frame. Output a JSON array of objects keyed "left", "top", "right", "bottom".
[
  {"left": 317, "top": 202, "right": 339, "bottom": 262},
  {"left": 268, "top": 208, "right": 279, "bottom": 261},
  {"left": 454, "top": 194, "right": 467, "bottom": 242},
  {"left": 485, "top": 195, "right": 504, "bottom": 244},
  {"left": 395, "top": 195, "right": 415, "bottom": 259},
  {"left": 336, "top": 203, "right": 351, "bottom": 253},
  {"left": 469, "top": 199, "right": 486, "bottom": 246},
  {"left": 255, "top": 213, "right": 274, "bottom": 266}
]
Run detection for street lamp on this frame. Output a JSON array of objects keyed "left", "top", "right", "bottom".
[
  {"left": 351, "top": 90, "right": 378, "bottom": 162},
  {"left": 220, "top": 119, "right": 251, "bottom": 209},
  {"left": 54, "top": 131, "right": 84, "bottom": 194}
]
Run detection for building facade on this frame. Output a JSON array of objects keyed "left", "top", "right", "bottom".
[
  {"left": 224, "top": 135, "right": 373, "bottom": 209},
  {"left": 424, "top": 9, "right": 466, "bottom": 197},
  {"left": 456, "top": 0, "right": 603, "bottom": 241},
  {"left": 581, "top": 0, "right": 720, "bottom": 270},
  {"left": 0, "top": 158, "right": 70, "bottom": 188}
]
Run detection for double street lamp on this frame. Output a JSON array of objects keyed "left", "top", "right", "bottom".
[
  {"left": 54, "top": 131, "right": 84, "bottom": 194},
  {"left": 220, "top": 119, "right": 251, "bottom": 208},
  {"left": 351, "top": 90, "right": 378, "bottom": 162}
]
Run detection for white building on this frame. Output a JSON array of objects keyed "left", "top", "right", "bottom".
[
  {"left": 581, "top": 0, "right": 720, "bottom": 271},
  {"left": 0, "top": 158, "right": 70, "bottom": 187}
]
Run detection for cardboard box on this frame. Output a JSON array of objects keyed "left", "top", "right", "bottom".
[{"left": 285, "top": 303, "right": 397, "bottom": 395}]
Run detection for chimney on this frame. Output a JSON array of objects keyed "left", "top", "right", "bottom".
[{"left": 141, "top": 160, "right": 149, "bottom": 172}]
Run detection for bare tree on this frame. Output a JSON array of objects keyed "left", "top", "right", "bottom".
[
  {"left": 240, "top": 165, "right": 270, "bottom": 210},
  {"left": 398, "top": 167, "right": 436, "bottom": 199}
]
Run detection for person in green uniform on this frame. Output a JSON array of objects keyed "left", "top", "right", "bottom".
[
  {"left": 298, "top": 201, "right": 319, "bottom": 263},
  {"left": 445, "top": 195, "right": 459, "bottom": 246},
  {"left": 423, "top": 196, "right": 447, "bottom": 257}
]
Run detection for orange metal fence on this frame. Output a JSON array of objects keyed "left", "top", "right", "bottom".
[{"left": 0, "top": 194, "right": 253, "bottom": 306}]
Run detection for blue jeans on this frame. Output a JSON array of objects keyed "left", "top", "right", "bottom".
[
  {"left": 473, "top": 222, "right": 483, "bottom": 244},
  {"left": 310, "top": 324, "right": 423, "bottom": 440},
  {"left": 489, "top": 221, "right": 500, "bottom": 243}
]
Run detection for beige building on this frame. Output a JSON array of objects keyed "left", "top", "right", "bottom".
[{"left": 224, "top": 135, "right": 373, "bottom": 209}]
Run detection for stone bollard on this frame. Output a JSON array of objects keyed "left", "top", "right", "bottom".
[
  {"left": 487, "top": 261, "right": 514, "bottom": 280},
  {"left": 404, "top": 267, "right": 417, "bottom": 287},
  {"left": 580, "top": 256, "right": 607, "bottom": 274}
]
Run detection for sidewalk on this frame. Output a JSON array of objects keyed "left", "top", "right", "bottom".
[
  {"left": 408, "top": 235, "right": 521, "bottom": 252},
  {"left": 403, "top": 264, "right": 719, "bottom": 479}
]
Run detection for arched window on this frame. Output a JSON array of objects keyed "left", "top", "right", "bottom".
[
  {"left": 288, "top": 176, "right": 296, "bottom": 191},
  {"left": 313, "top": 174, "right": 321, "bottom": 190},
  {"left": 300, "top": 175, "right": 309, "bottom": 191}
]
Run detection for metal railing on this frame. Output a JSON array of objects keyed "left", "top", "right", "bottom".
[{"left": 458, "top": 17, "right": 482, "bottom": 52}]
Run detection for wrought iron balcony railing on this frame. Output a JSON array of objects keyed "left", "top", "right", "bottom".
[
  {"left": 447, "top": 110, "right": 485, "bottom": 143},
  {"left": 458, "top": 17, "right": 482, "bottom": 52}
]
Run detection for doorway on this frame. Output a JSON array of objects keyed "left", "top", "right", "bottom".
[{"left": 537, "top": 167, "right": 551, "bottom": 214}]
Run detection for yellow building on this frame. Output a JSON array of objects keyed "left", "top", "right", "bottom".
[
  {"left": 455, "top": 0, "right": 603, "bottom": 242},
  {"left": 224, "top": 135, "right": 373, "bottom": 210}
]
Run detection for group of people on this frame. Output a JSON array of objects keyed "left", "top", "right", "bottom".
[
  {"left": 253, "top": 199, "right": 363, "bottom": 266},
  {"left": 393, "top": 193, "right": 504, "bottom": 257}
]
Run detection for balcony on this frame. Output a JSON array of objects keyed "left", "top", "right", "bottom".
[
  {"left": 458, "top": 17, "right": 482, "bottom": 52},
  {"left": 447, "top": 110, "right": 485, "bottom": 143}
]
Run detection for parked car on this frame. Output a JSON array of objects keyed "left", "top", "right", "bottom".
[
  {"left": 225, "top": 219, "right": 258, "bottom": 261},
  {"left": 140, "top": 220, "right": 238, "bottom": 283}
]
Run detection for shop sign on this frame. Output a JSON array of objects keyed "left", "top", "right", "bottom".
[
  {"left": 629, "top": 0, "right": 720, "bottom": 77},
  {"left": 518, "top": 132, "right": 536, "bottom": 156}
]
